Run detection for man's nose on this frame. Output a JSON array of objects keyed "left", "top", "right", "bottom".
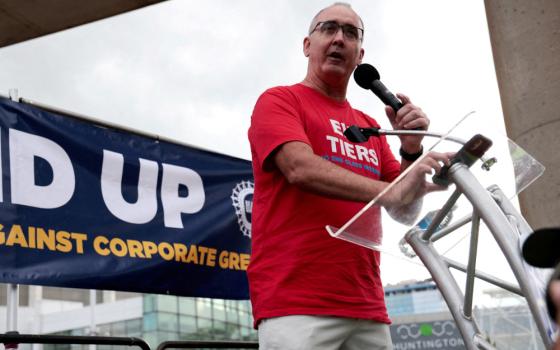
[{"left": 332, "top": 27, "right": 345, "bottom": 43}]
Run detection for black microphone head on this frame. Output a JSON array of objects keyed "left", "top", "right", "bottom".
[
  {"left": 354, "top": 64, "right": 380, "bottom": 90},
  {"left": 344, "top": 125, "right": 368, "bottom": 143},
  {"left": 523, "top": 228, "right": 560, "bottom": 268}
]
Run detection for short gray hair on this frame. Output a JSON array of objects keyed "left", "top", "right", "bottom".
[{"left": 308, "top": 2, "right": 364, "bottom": 35}]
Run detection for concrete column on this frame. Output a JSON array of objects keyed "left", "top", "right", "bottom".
[{"left": 484, "top": 1, "right": 560, "bottom": 228}]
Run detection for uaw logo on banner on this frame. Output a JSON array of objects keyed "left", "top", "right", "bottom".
[
  {"left": 390, "top": 320, "right": 466, "bottom": 350},
  {"left": 231, "top": 181, "right": 253, "bottom": 238},
  {"left": 0, "top": 97, "right": 254, "bottom": 299}
]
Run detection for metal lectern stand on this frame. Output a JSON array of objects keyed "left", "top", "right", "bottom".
[
  {"left": 406, "top": 163, "right": 554, "bottom": 349},
  {"left": 329, "top": 126, "right": 553, "bottom": 350}
]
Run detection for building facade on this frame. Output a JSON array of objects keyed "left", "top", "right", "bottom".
[
  {"left": 385, "top": 279, "right": 546, "bottom": 350},
  {"left": 0, "top": 280, "right": 548, "bottom": 350},
  {"left": 0, "top": 285, "right": 257, "bottom": 350}
]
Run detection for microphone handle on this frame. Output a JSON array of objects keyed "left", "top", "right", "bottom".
[{"left": 371, "top": 80, "right": 403, "bottom": 112}]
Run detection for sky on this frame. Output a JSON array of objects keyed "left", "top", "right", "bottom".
[
  {"left": 0, "top": 0, "right": 532, "bottom": 306},
  {"left": 0, "top": 0, "right": 503, "bottom": 159}
]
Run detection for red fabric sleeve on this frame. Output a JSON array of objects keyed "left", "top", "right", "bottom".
[{"left": 248, "top": 87, "right": 311, "bottom": 171}]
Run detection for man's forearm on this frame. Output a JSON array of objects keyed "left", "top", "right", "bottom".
[{"left": 274, "top": 141, "right": 390, "bottom": 203}]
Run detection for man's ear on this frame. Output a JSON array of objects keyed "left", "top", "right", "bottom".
[
  {"left": 357, "top": 47, "right": 365, "bottom": 64},
  {"left": 303, "top": 37, "right": 310, "bottom": 57}
]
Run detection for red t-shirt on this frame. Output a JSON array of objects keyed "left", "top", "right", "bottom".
[{"left": 247, "top": 84, "right": 401, "bottom": 328}]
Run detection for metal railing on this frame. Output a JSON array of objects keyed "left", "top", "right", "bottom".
[
  {"left": 0, "top": 333, "right": 150, "bottom": 350},
  {"left": 0, "top": 333, "right": 261, "bottom": 350},
  {"left": 157, "top": 340, "right": 259, "bottom": 349}
]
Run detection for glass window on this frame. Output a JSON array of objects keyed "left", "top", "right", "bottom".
[
  {"left": 111, "top": 321, "right": 126, "bottom": 335},
  {"left": 196, "top": 298, "right": 212, "bottom": 318},
  {"left": 157, "top": 331, "right": 180, "bottom": 342},
  {"left": 143, "top": 312, "right": 158, "bottom": 332},
  {"left": 213, "top": 320, "right": 226, "bottom": 331},
  {"left": 98, "top": 323, "right": 112, "bottom": 336},
  {"left": 70, "top": 328, "right": 84, "bottom": 336},
  {"left": 237, "top": 300, "right": 249, "bottom": 311},
  {"left": 211, "top": 320, "right": 227, "bottom": 340},
  {"left": 158, "top": 312, "right": 179, "bottom": 332},
  {"left": 143, "top": 331, "right": 159, "bottom": 350},
  {"left": 239, "top": 312, "right": 250, "bottom": 326},
  {"left": 213, "top": 299, "right": 226, "bottom": 321},
  {"left": 178, "top": 297, "right": 195, "bottom": 315},
  {"left": 144, "top": 330, "right": 179, "bottom": 349},
  {"left": 179, "top": 332, "right": 200, "bottom": 341},
  {"left": 225, "top": 323, "right": 241, "bottom": 340},
  {"left": 126, "top": 319, "right": 142, "bottom": 334},
  {"left": 179, "top": 315, "right": 197, "bottom": 334},
  {"left": 226, "top": 307, "right": 239, "bottom": 324},
  {"left": 157, "top": 295, "right": 178, "bottom": 313},
  {"left": 197, "top": 317, "right": 212, "bottom": 330},
  {"left": 143, "top": 294, "right": 156, "bottom": 313}
]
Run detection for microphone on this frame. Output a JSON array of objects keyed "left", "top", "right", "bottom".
[
  {"left": 353, "top": 63, "right": 403, "bottom": 112},
  {"left": 343, "top": 125, "right": 380, "bottom": 143}
]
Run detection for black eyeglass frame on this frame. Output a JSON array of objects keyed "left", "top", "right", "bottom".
[{"left": 310, "top": 20, "right": 364, "bottom": 41}]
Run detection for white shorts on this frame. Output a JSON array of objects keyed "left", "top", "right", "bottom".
[{"left": 258, "top": 315, "right": 393, "bottom": 350}]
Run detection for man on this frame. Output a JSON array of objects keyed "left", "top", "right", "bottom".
[
  {"left": 247, "top": 3, "right": 450, "bottom": 349},
  {"left": 522, "top": 228, "right": 560, "bottom": 350}
]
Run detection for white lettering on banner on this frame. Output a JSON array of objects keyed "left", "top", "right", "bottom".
[
  {"left": 2, "top": 128, "right": 208, "bottom": 228},
  {"left": 101, "top": 150, "right": 159, "bottom": 224},
  {"left": 9, "top": 129, "right": 75, "bottom": 208},
  {"left": 161, "top": 163, "right": 205, "bottom": 229}
]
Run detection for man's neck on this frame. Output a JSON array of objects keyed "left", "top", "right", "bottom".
[{"left": 301, "top": 75, "right": 348, "bottom": 102}]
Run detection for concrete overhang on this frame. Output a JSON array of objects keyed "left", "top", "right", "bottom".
[{"left": 0, "top": 0, "right": 166, "bottom": 48}]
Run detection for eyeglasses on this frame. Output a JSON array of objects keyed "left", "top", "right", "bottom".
[{"left": 310, "top": 20, "right": 364, "bottom": 42}]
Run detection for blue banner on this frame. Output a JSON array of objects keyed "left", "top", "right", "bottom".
[{"left": 0, "top": 97, "right": 254, "bottom": 299}]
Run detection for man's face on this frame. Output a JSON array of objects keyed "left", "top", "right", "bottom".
[{"left": 303, "top": 5, "right": 365, "bottom": 84}]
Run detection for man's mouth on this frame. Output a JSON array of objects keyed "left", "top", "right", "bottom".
[{"left": 327, "top": 52, "right": 344, "bottom": 61}]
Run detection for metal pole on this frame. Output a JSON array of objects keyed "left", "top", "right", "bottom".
[
  {"left": 89, "top": 290, "right": 97, "bottom": 350},
  {"left": 405, "top": 230, "right": 485, "bottom": 350},
  {"left": 6, "top": 284, "right": 19, "bottom": 331},
  {"left": 489, "top": 185, "right": 557, "bottom": 345},
  {"left": 8, "top": 89, "right": 18, "bottom": 102},
  {"left": 463, "top": 211, "right": 481, "bottom": 318},
  {"left": 421, "top": 189, "right": 462, "bottom": 241},
  {"left": 431, "top": 214, "right": 473, "bottom": 241},
  {"left": 29, "top": 286, "right": 43, "bottom": 350},
  {"left": 445, "top": 259, "right": 522, "bottom": 295},
  {"left": 6, "top": 89, "right": 20, "bottom": 341}
]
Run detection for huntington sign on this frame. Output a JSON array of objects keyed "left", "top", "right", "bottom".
[{"left": 390, "top": 320, "right": 466, "bottom": 350}]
